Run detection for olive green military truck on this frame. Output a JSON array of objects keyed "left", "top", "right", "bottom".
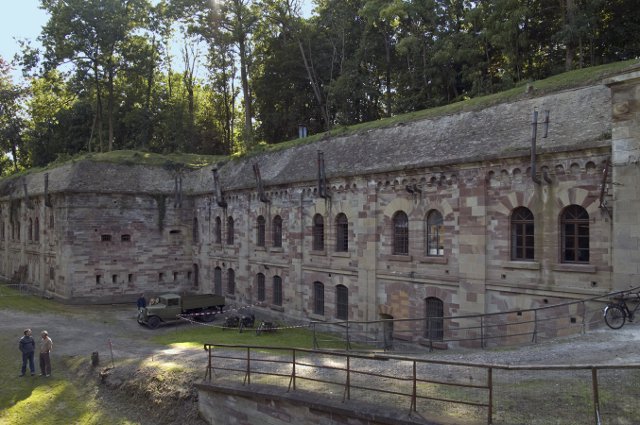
[{"left": 137, "top": 293, "right": 225, "bottom": 329}]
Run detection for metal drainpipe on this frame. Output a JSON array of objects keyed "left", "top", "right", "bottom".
[{"left": 531, "top": 109, "right": 542, "bottom": 184}]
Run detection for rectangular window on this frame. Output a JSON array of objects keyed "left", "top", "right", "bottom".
[
  {"left": 128, "top": 274, "right": 133, "bottom": 283},
  {"left": 96, "top": 275, "right": 102, "bottom": 285},
  {"left": 101, "top": 234, "right": 112, "bottom": 242},
  {"left": 159, "top": 272, "right": 164, "bottom": 282},
  {"left": 121, "top": 234, "right": 131, "bottom": 242},
  {"left": 173, "top": 272, "right": 178, "bottom": 281},
  {"left": 112, "top": 274, "right": 118, "bottom": 284}
]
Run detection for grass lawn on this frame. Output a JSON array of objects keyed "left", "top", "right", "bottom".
[{"left": 0, "top": 332, "right": 138, "bottom": 425}]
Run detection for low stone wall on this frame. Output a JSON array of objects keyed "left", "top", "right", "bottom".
[{"left": 195, "top": 382, "right": 444, "bottom": 425}]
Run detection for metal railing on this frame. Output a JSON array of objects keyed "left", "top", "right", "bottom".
[
  {"left": 202, "top": 343, "right": 640, "bottom": 425},
  {"left": 309, "top": 287, "right": 640, "bottom": 351}
]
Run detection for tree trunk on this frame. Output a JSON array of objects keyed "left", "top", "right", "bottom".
[
  {"left": 298, "top": 39, "right": 331, "bottom": 131},
  {"left": 238, "top": 33, "right": 253, "bottom": 148}
]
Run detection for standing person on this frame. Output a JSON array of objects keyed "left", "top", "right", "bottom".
[
  {"left": 137, "top": 293, "right": 146, "bottom": 312},
  {"left": 39, "top": 330, "right": 53, "bottom": 377},
  {"left": 18, "top": 329, "right": 36, "bottom": 376}
]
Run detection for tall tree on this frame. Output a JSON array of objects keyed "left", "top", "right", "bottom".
[
  {"left": 0, "top": 57, "right": 26, "bottom": 173},
  {"left": 39, "top": 0, "right": 147, "bottom": 152}
]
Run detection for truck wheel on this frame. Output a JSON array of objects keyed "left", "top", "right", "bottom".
[
  {"left": 201, "top": 309, "right": 216, "bottom": 323},
  {"left": 147, "top": 316, "right": 161, "bottom": 329}
]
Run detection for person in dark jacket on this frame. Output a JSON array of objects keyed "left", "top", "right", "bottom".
[
  {"left": 19, "top": 328, "right": 36, "bottom": 376},
  {"left": 137, "top": 293, "right": 147, "bottom": 312}
]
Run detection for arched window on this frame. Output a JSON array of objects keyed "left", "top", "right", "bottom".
[
  {"left": 313, "top": 282, "right": 324, "bottom": 315},
  {"left": 393, "top": 211, "right": 409, "bottom": 255},
  {"left": 511, "top": 207, "right": 534, "bottom": 260},
  {"left": 214, "top": 267, "right": 222, "bottom": 295},
  {"left": 256, "top": 216, "right": 266, "bottom": 247},
  {"left": 425, "top": 297, "right": 444, "bottom": 341},
  {"left": 336, "top": 213, "right": 349, "bottom": 252},
  {"left": 257, "top": 273, "right": 266, "bottom": 301},
  {"left": 214, "top": 217, "right": 222, "bottom": 244},
  {"left": 426, "top": 210, "right": 444, "bottom": 256},
  {"left": 336, "top": 285, "right": 348, "bottom": 320},
  {"left": 312, "top": 214, "right": 324, "bottom": 251},
  {"left": 272, "top": 215, "right": 282, "bottom": 247},
  {"left": 273, "top": 275, "right": 283, "bottom": 306},
  {"left": 226, "top": 216, "right": 234, "bottom": 245},
  {"left": 227, "top": 268, "right": 235, "bottom": 295},
  {"left": 561, "top": 205, "right": 589, "bottom": 263}
]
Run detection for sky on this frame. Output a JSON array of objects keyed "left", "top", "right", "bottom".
[
  {"left": 0, "top": 0, "right": 48, "bottom": 66},
  {"left": 0, "top": 0, "right": 314, "bottom": 80}
]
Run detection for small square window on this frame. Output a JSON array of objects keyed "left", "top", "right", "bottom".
[{"left": 101, "top": 234, "right": 112, "bottom": 242}]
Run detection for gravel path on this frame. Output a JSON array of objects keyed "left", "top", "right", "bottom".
[{"left": 2, "top": 302, "right": 639, "bottom": 425}]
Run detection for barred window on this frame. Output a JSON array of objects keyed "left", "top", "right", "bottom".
[
  {"left": 335, "top": 213, "right": 349, "bottom": 252},
  {"left": 511, "top": 207, "right": 534, "bottom": 260},
  {"left": 272, "top": 215, "right": 282, "bottom": 247},
  {"left": 273, "top": 275, "right": 283, "bottom": 306},
  {"left": 313, "top": 281, "right": 324, "bottom": 315},
  {"left": 256, "top": 216, "right": 266, "bottom": 247},
  {"left": 312, "top": 214, "right": 324, "bottom": 251},
  {"left": 336, "top": 285, "right": 348, "bottom": 320},
  {"left": 257, "top": 273, "right": 266, "bottom": 301},
  {"left": 393, "top": 211, "right": 409, "bottom": 255},
  {"left": 561, "top": 205, "right": 589, "bottom": 263},
  {"left": 425, "top": 297, "right": 444, "bottom": 340},
  {"left": 426, "top": 210, "right": 444, "bottom": 256}
]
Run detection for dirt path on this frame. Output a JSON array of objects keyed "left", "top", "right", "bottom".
[{"left": 2, "top": 303, "right": 640, "bottom": 425}]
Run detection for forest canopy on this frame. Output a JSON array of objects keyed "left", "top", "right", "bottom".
[{"left": 0, "top": 0, "right": 639, "bottom": 177}]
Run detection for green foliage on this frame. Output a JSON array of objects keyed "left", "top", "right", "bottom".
[{"left": 1, "top": 0, "right": 638, "bottom": 177}]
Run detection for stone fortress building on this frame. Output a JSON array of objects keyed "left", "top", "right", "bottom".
[{"left": 2, "top": 64, "right": 640, "bottom": 344}]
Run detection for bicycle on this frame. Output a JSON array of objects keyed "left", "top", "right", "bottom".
[{"left": 603, "top": 291, "right": 640, "bottom": 329}]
